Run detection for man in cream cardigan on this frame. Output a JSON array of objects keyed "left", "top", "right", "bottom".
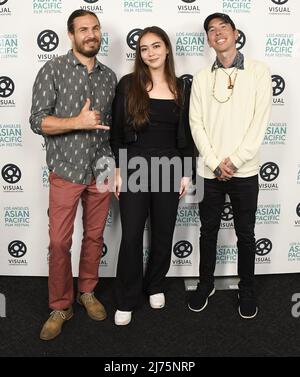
[{"left": 188, "top": 13, "right": 272, "bottom": 318}]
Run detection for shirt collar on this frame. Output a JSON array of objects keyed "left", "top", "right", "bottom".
[
  {"left": 211, "top": 51, "right": 244, "bottom": 71},
  {"left": 67, "top": 50, "right": 104, "bottom": 71}
]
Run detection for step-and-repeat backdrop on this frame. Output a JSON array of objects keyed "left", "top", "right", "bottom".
[{"left": 1, "top": 0, "right": 300, "bottom": 277}]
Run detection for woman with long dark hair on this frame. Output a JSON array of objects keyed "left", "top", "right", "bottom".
[{"left": 110, "top": 26, "right": 194, "bottom": 325}]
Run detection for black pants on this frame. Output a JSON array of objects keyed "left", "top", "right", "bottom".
[
  {"left": 199, "top": 175, "right": 259, "bottom": 288},
  {"left": 116, "top": 187, "right": 179, "bottom": 311}
]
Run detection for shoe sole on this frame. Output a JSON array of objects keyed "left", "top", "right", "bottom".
[
  {"left": 39, "top": 313, "right": 74, "bottom": 341},
  {"left": 188, "top": 288, "right": 215, "bottom": 312},
  {"left": 115, "top": 318, "right": 131, "bottom": 326},
  {"left": 238, "top": 306, "right": 258, "bottom": 319},
  {"left": 114, "top": 314, "right": 132, "bottom": 326},
  {"left": 150, "top": 304, "right": 165, "bottom": 309},
  {"left": 237, "top": 294, "right": 258, "bottom": 319},
  {"left": 77, "top": 296, "right": 107, "bottom": 321},
  {"left": 150, "top": 301, "right": 165, "bottom": 309}
]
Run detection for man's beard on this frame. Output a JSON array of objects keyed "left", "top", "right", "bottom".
[{"left": 75, "top": 38, "right": 101, "bottom": 58}]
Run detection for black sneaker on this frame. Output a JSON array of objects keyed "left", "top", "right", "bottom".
[
  {"left": 238, "top": 287, "right": 258, "bottom": 319},
  {"left": 188, "top": 283, "right": 215, "bottom": 312}
]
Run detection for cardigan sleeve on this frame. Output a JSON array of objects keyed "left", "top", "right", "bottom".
[
  {"left": 110, "top": 76, "right": 128, "bottom": 168},
  {"left": 178, "top": 79, "right": 196, "bottom": 177}
]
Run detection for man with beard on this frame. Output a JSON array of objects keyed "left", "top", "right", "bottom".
[{"left": 30, "top": 10, "right": 117, "bottom": 340}]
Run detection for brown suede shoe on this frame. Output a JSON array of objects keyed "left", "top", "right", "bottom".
[
  {"left": 77, "top": 292, "right": 107, "bottom": 321},
  {"left": 40, "top": 307, "right": 73, "bottom": 341}
]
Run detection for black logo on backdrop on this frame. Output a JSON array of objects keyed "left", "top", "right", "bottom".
[
  {"left": 181, "top": 0, "right": 196, "bottom": 2},
  {"left": 236, "top": 30, "right": 246, "bottom": 50},
  {"left": 260, "top": 162, "right": 279, "bottom": 182},
  {"left": 221, "top": 203, "right": 234, "bottom": 221},
  {"left": 0, "top": 0, "right": 8, "bottom": 5},
  {"left": 180, "top": 74, "right": 193, "bottom": 88},
  {"left": 84, "top": 0, "right": 98, "bottom": 3},
  {"left": 37, "top": 30, "right": 59, "bottom": 52},
  {"left": 0, "top": 76, "right": 14, "bottom": 98},
  {"left": 126, "top": 28, "right": 143, "bottom": 51},
  {"left": 296, "top": 203, "right": 300, "bottom": 218},
  {"left": 173, "top": 240, "right": 193, "bottom": 258},
  {"left": 272, "top": 75, "right": 285, "bottom": 96},
  {"left": 2, "top": 164, "right": 21, "bottom": 184},
  {"left": 255, "top": 238, "right": 272, "bottom": 256},
  {"left": 8, "top": 240, "right": 27, "bottom": 258},
  {"left": 102, "top": 243, "right": 108, "bottom": 257},
  {"left": 271, "top": 0, "right": 288, "bottom": 4}
]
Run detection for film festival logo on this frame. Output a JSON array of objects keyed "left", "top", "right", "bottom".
[
  {"left": 37, "top": 29, "right": 59, "bottom": 62},
  {"left": 288, "top": 242, "right": 300, "bottom": 262},
  {"left": 32, "top": 0, "right": 62, "bottom": 14},
  {"left": 220, "top": 202, "right": 234, "bottom": 229},
  {"left": 269, "top": 0, "right": 290, "bottom": 16},
  {"left": 0, "top": 33, "right": 18, "bottom": 59},
  {"left": 4, "top": 206, "right": 30, "bottom": 227},
  {"left": 98, "top": 32, "right": 109, "bottom": 57},
  {"left": 263, "top": 122, "right": 287, "bottom": 146},
  {"left": 236, "top": 30, "right": 246, "bottom": 50},
  {"left": 259, "top": 161, "right": 280, "bottom": 191},
  {"left": 172, "top": 240, "right": 193, "bottom": 266},
  {"left": 0, "top": 124, "right": 22, "bottom": 148},
  {"left": 0, "top": 76, "right": 15, "bottom": 108},
  {"left": 176, "top": 203, "right": 200, "bottom": 227},
  {"left": 126, "top": 28, "right": 142, "bottom": 60},
  {"left": 81, "top": 0, "right": 103, "bottom": 13},
  {"left": 8, "top": 240, "right": 28, "bottom": 266},
  {"left": 0, "top": 0, "right": 11, "bottom": 16},
  {"left": 1, "top": 163, "right": 23, "bottom": 193},
  {"left": 266, "top": 33, "right": 294, "bottom": 57},
  {"left": 255, "top": 238, "right": 272, "bottom": 264},
  {"left": 178, "top": 0, "right": 200, "bottom": 14},
  {"left": 272, "top": 74, "right": 285, "bottom": 106},
  {"left": 217, "top": 244, "right": 237, "bottom": 264},
  {"left": 256, "top": 203, "right": 281, "bottom": 225},
  {"left": 222, "top": 0, "right": 252, "bottom": 14},
  {"left": 123, "top": 0, "right": 153, "bottom": 13},
  {"left": 176, "top": 32, "right": 204, "bottom": 57}
]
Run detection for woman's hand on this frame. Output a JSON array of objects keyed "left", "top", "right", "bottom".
[
  {"left": 114, "top": 168, "right": 122, "bottom": 200},
  {"left": 179, "top": 176, "right": 190, "bottom": 199}
]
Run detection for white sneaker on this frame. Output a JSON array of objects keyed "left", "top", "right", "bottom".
[
  {"left": 149, "top": 293, "right": 165, "bottom": 309},
  {"left": 114, "top": 310, "right": 132, "bottom": 326}
]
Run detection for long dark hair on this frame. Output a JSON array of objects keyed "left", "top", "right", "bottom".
[{"left": 127, "top": 26, "right": 182, "bottom": 130}]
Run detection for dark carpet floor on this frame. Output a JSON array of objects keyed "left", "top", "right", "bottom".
[{"left": 0, "top": 274, "right": 299, "bottom": 357}]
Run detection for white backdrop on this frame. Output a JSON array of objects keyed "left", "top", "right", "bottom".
[{"left": 1, "top": 0, "right": 300, "bottom": 277}]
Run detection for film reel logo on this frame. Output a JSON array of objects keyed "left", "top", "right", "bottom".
[
  {"left": 221, "top": 202, "right": 234, "bottom": 222},
  {"left": 126, "top": 28, "right": 143, "bottom": 51},
  {"left": 271, "top": 0, "right": 288, "bottom": 5},
  {"left": 0, "top": 76, "right": 14, "bottom": 98},
  {"left": 1, "top": 163, "right": 21, "bottom": 184},
  {"left": 8, "top": 240, "right": 27, "bottom": 258},
  {"left": 37, "top": 30, "right": 59, "bottom": 52},
  {"left": 255, "top": 238, "right": 272, "bottom": 256},
  {"left": 173, "top": 240, "right": 193, "bottom": 258},
  {"left": 272, "top": 75, "right": 285, "bottom": 97},
  {"left": 260, "top": 162, "right": 279, "bottom": 182},
  {"left": 236, "top": 30, "right": 246, "bottom": 50}
]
